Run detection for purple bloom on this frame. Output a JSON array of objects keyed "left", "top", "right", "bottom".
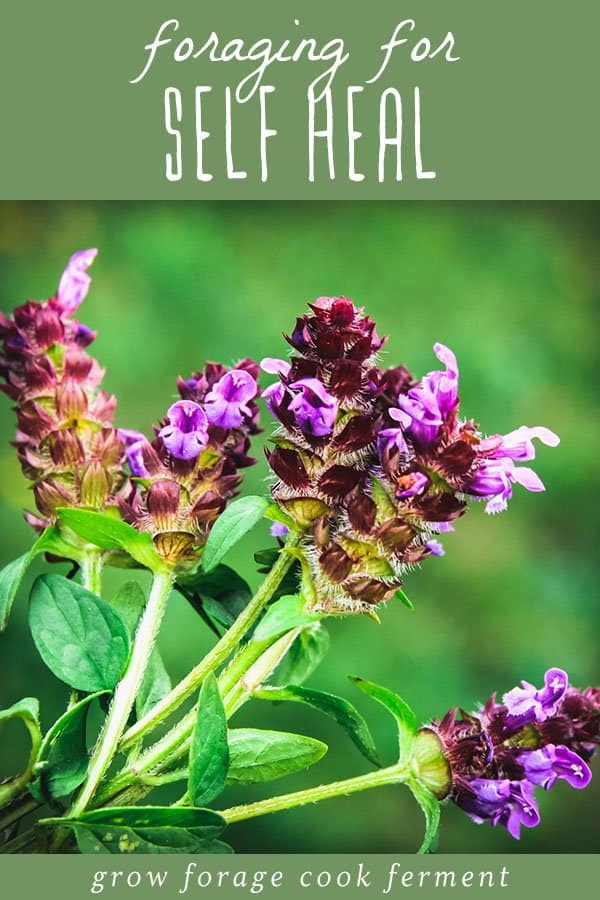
[
  {"left": 377, "top": 425, "right": 409, "bottom": 460},
  {"left": 120, "top": 429, "right": 151, "bottom": 478},
  {"left": 158, "top": 400, "right": 209, "bottom": 460},
  {"left": 262, "top": 380, "right": 287, "bottom": 416},
  {"left": 55, "top": 248, "right": 98, "bottom": 314},
  {"left": 503, "top": 668, "right": 569, "bottom": 725},
  {"left": 288, "top": 378, "right": 338, "bottom": 437},
  {"left": 518, "top": 744, "right": 592, "bottom": 791},
  {"left": 482, "top": 425, "right": 560, "bottom": 462},
  {"left": 391, "top": 343, "right": 458, "bottom": 447},
  {"left": 261, "top": 357, "right": 291, "bottom": 378},
  {"left": 460, "top": 779, "right": 540, "bottom": 840},
  {"left": 395, "top": 471, "right": 430, "bottom": 499},
  {"left": 204, "top": 369, "right": 258, "bottom": 429},
  {"left": 466, "top": 426, "right": 559, "bottom": 513},
  {"left": 425, "top": 539, "right": 445, "bottom": 556},
  {"left": 270, "top": 521, "right": 289, "bottom": 538},
  {"left": 465, "top": 459, "right": 546, "bottom": 514}
]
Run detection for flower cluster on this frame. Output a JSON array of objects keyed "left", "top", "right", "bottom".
[
  {"left": 262, "top": 297, "right": 559, "bottom": 614},
  {"left": 416, "top": 668, "right": 599, "bottom": 839},
  {"left": 119, "top": 360, "right": 260, "bottom": 567},
  {"left": 0, "top": 250, "right": 128, "bottom": 530}
]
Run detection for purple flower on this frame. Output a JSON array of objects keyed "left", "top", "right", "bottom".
[
  {"left": 518, "top": 744, "right": 592, "bottom": 791},
  {"left": 120, "top": 428, "right": 151, "bottom": 477},
  {"left": 55, "top": 248, "right": 98, "bottom": 314},
  {"left": 391, "top": 343, "right": 458, "bottom": 447},
  {"left": 288, "top": 378, "right": 338, "bottom": 437},
  {"left": 261, "top": 357, "right": 291, "bottom": 378},
  {"left": 466, "top": 426, "right": 559, "bottom": 513},
  {"left": 270, "top": 521, "right": 289, "bottom": 538},
  {"left": 503, "top": 668, "right": 569, "bottom": 725},
  {"left": 158, "top": 401, "right": 209, "bottom": 460},
  {"left": 425, "top": 539, "right": 445, "bottom": 556},
  {"left": 377, "top": 425, "right": 409, "bottom": 459},
  {"left": 460, "top": 779, "right": 540, "bottom": 840},
  {"left": 482, "top": 425, "right": 560, "bottom": 462},
  {"left": 395, "top": 471, "right": 430, "bottom": 499},
  {"left": 465, "top": 458, "right": 546, "bottom": 514},
  {"left": 204, "top": 369, "right": 258, "bottom": 429}
]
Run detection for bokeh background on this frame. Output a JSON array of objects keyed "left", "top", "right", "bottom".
[{"left": 0, "top": 201, "right": 598, "bottom": 852}]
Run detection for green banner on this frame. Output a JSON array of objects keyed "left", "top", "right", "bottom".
[
  {"left": 0, "top": 0, "right": 598, "bottom": 198},
  {"left": 0, "top": 854, "right": 597, "bottom": 899}
]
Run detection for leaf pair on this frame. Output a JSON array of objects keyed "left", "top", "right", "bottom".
[
  {"left": 188, "top": 675, "right": 328, "bottom": 807},
  {"left": 350, "top": 676, "right": 440, "bottom": 854}
]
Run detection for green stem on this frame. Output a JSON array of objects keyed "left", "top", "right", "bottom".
[
  {"left": 95, "top": 627, "right": 304, "bottom": 807},
  {"left": 80, "top": 547, "right": 103, "bottom": 595},
  {"left": 220, "top": 764, "right": 408, "bottom": 824},
  {"left": 118, "top": 532, "right": 301, "bottom": 752},
  {"left": 67, "top": 570, "right": 173, "bottom": 818}
]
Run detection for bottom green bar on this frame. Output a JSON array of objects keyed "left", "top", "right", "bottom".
[{"left": 0, "top": 854, "right": 596, "bottom": 899}]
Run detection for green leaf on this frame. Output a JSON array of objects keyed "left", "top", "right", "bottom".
[
  {"left": 255, "top": 685, "right": 381, "bottom": 767},
  {"left": 45, "top": 806, "right": 229, "bottom": 855},
  {"left": 350, "top": 676, "right": 418, "bottom": 764},
  {"left": 253, "top": 594, "right": 321, "bottom": 643},
  {"left": 0, "top": 552, "right": 31, "bottom": 633},
  {"left": 0, "top": 698, "right": 42, "bottom": 805},
  {"left": 269, "top": 623, "right": 329, "bottom": 686},
  {"left": 29, "top": 574, "right": 130, "bottom": 692},
  {"left": 56, "top": 508, "right": 164, "bottom": 572},
  {"left": 0, "top": 526, "right": 82, "bottom": 632},
  {"left": 226, "top": 728, "right": 327, "bottom": 784},
  {"left": 408, "top": 779, "right": 441, "bottom": 854},
  {"left": 202, "top": 496, "right": 269, "bottom": 572},
  {"left": 137, "top": 651, "right": 172, "bottom": 720},
  {"left": 111, "top": 582, "right": 172, "bottom": 719},
  {"left": 30, "top": 691, "right": 108, "bottom": 802},
  {"left": 111, "top": 580, "right": 146, "bottom": 632},
  {"left": 188, "top": 675, "right": 229, "bottom": 806}
]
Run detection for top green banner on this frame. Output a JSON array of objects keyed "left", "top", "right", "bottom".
[{"left": 1, "top": 0, "right": 598, "bottom": 199}]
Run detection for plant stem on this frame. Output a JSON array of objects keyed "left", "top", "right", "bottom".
[
  {"left": 67, "top": 570, "right": 173, "bottom": 818},
  {"left": 80, "top": 547, "right": 103, "bottom": 595},
  {"left": 119, "top": 532, "right": 301, "bottom": 752},
  {"left": 220, "top": 764, "right": 408, "bottom": 824},
  {"left": 95, "top": 627, "right": 305, "bottom": 807}
]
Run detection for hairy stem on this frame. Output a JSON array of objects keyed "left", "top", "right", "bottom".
[
  {"left": 119, "top": 532, "right": 301, "bottom": 752},
  {"left": 67, "top": 570, "right": 173, "bottom": 818},
  {"left": 95, "top": 628, "right": 304, "bottom": 807},
  {"left": 220, "top": 765, "right": 408, "bottom": 824},
  {"left": 80, "top": 547, "right": 103, "bottom": 596}
]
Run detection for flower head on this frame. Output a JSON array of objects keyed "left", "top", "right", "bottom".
[
  {"left": 417, "top": 668, "right": 599, "bottom": 840},
  {"left": 0, "top": 249, "right": 128, "bottom": 529},
  {"left": 263, "top": 298, "right": 559, "bottom": 615},
  {"left": 120, "top": 359, "right": 260, "bottom": 567}
]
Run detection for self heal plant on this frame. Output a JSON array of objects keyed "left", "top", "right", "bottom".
[
  {"left": 0, "top": 258, "right": 593, "bottom": 857},
  {"left": 261, "top": 297, "right": 559, "bottom": 614}
]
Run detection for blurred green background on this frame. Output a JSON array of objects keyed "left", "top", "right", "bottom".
[{"left": 0, "top": 201, "right": 598, "bottom": 853}]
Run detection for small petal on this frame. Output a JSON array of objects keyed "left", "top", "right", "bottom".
[
  {"left": 56, "top": 248, "right": 98, "bottom": 314},
  {"left": 261, "top": 357, "right": 291, "bottom": 377}
]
